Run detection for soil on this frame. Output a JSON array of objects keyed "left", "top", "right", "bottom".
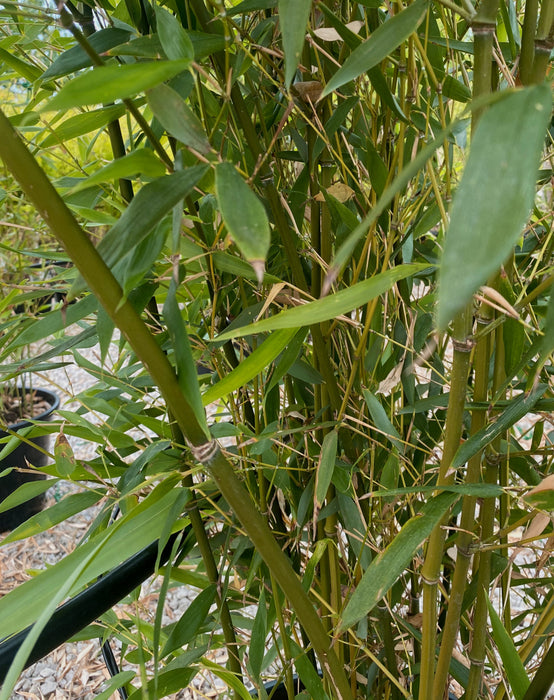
[{"left": 0, "top": 390, "right": 51, "bottom": 426}]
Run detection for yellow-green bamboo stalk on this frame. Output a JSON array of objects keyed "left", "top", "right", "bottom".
[
  {"left": 432, "top": 315, "right": 491, "bottom": 695},
  {"left": 519, "top": 0, "right": 540, "bottom": 84},
  {"left": 530, "top": 0, "right": 554, "bottom": 84},
  {"left": 418, "top": 309, "right": 473, "bottom": 700}
]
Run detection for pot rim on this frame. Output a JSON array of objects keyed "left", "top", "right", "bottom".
[{"left": 1, "top": 387, "right": 60, "bottom": 431}]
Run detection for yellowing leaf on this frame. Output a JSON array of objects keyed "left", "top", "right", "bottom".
[
  {"left": 523, "top": 475, "right": 554, "bottom": 512},
  {"left": 312, "top": 22, "right": 364, "bottom": 42},
  {"left": 314, "top": 182, "right": 355, "bottom": 203}
]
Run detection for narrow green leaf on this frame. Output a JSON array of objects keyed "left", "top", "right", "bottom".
[
  {"left": 161, "top": 584, "right": 217, "bottom": 656},
  {"left": 94, "top": 672, "right": 136, "bottom": 700},
  {"left": 147, "top": 83, "right": 210, "bottom": 153},
  {"left": 71, "top": 166, "right": 207, "bottom": 296},
  {"left": 266, "top": 328, "right": 307, "bottom": 394},
  {"left": 540, "top": 288, "right": 554, "bottom": 363},
  {"left": 0, "top": 478, "right": 57, "bottom": 514},
  {"left": 70, "top": 150, "right": 165, "bottom": 192},
  {"left": 486, "top": 596, "right": 530, "bottom": 700},
  {"left": 0, "top": 484, "right": 187, "bottom": 638},
  {"left": 338, "top": 492, "right": 458, "bottom": 631},
  {"left": 217, "top": 263, "right": 428, "bottom": 340},
  {"left": 203, "top": 327, "right": 297, "bottom": 405},
  {"left": 211, "top": 251, "right": 281, "bottom": 284},
  {"left": 228, "top": 0, "right": 277, "bottom": 15},
  {"left": 321, "top": 0, "right": 429, "bottom": 97},
  {"left": 215, "top": 163, "right": 270, "bottom": 284},
  {"left": 41, "top": 60, "right": 191, "bottom": 111},
  {"left": 279, "top": 0, "right": 311, "bottom": 87},
  {"left": 451, "top": 386, "right": 546, "bottom": 470},
  {"left": 437, "top": 85, "right": 551, "bottom": 329},
  {"left": 523, "top": 475, "right": 554, "bottom": 512},
  {"left": 289, "top": 640, "right": 329, "bottom": 700},
  {"left": 363, "top": 389, "right": 404, "bottom": 453},
  {"left": 315, "top": 429, "right": 338, "bottom": 507},
  {"left": 154, "top": 4, "right": 194, "bottom": 61},
  {"left": 248, "top": 588, "right": 267, "bottom": 678},
  {"left": 200, "top": 659, "right": 253, "bottom": 700},
  {"left": 442, "top": 75, "right": 471, "bottom": 102},
  {"left": 1, "top": 490, "right": 103, "bottom": 544},
  {"left": 41, "top": 28, "right": 132, "bottom": 80},
  {"left": 163, "top": 276, "right": 209, "bottom": 435},
  {"left": 324, "top": 131, "right": 447, "bottom": 290},
  {"left": 119, "top": 218, "right": 168, "bottom": 294},
  {"left": 0, "top": 46, "right": 41, "bottom": 82},
  {"left": 40, "top": 104, "right": 128, "bottom": 147}
]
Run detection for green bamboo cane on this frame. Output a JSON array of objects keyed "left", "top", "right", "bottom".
[
  {"left": 419, "top": 0, "right": 499, "bottom": 692},
  {"left": 530, "top": 0, "right": 554, "bottom": 84},
  {"left": 466, "top": 303, "right": 508, "bottom": 699},
  {"left": 519, "top": 0, "right": 540, "bottom": 84},
  {"left": 0, "top": 109, "right": 353, "bottom": 700},
  {"left": 431, "top": 317, "right": 491, "bottom": 696},
  {"left": 418, "top": 310, "right": 473, "bottom": 700}
]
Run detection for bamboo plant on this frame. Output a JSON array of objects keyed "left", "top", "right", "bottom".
[{"left": 0, "top": 0, "right": 552, "bottom": 698}]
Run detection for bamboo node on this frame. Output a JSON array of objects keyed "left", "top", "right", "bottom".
[
  {"left": 452, "top": 338, "right": 475, "bottom": 353},
  {"left": 468, "top": 655, "right": 485, "bottom": 667},
  {"left": 189, "top": 439, "right": 220, "bottom": 465}
]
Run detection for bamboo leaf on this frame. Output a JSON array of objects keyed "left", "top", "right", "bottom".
[
  {"left": 94, "top": 672, "right": 136, "bottom": 700},
  {"left": 41, "top": 28, "right": 132, "bottom": 80},
  {"left": 69, "top": 150, "right": 165, "bottom": 192},
  {"left": 161, "top": 584, "right": 217, "bottom": 656},
  {"left": 523, "top": 475, "right": 554, "bottom": 512},
  {"left": 437, "top": 85, "right": 551, "bottom": 329},
  {"left": 40, "top": 104, "right": 127, "bottom": 147},
  {"left": 199, "top": 659, "right": 253, "bottom": 700},
  {"left": 0, "top": 46, "right": 41, "bottom": 82},
  {"left": 0, "top": 483, "right": 187, "bottom": 638},
  {"left": 289, "top": 640, "right": 329, "bottom": 700},
  {"left": 203, "top": 328, "right": 297, "bottom": 405},
  {"left": 147, "top": 83, "right": 211, "bottom": 153},
  {"left": 321, "top": 0, "right": 429, "bottom": 97},
  {"left": 215, "top": 163, "right": 271, "bottom": 284},
  {"left": 71, "top": 166, "right": 208, "bottom": 296},
  {"left": 315, "top": 429, "right": 338, "bottom": 508},
  {"left": 278, "top": 0, "right": 311, "bottom": 87},
  {"left": 53, "top": 430, "right": 76, "bottom": 477},
  {"left": 217, "top": 263, "right": 428, "bottom": 340},
  {"left": 248, "top": 588, "right": 267, "bottom": 678},
  {"left": 1, "top": 490, "right": 103, "bottom": 544},
  {"left": 451, "top": 386, "right": 546, "bottom": 470},
  {"left": 0, "top": 478, "right": 57, "bottom": 514},
  {"left": 486, "top": 596, "right": 530, "bottom": 700},
  {"left": 363, "top": 389, "right": 404, "bottom": 454},
  {"left": 154, "top": 4, "right": 194, "bottom": 61},
  {"left": 324, "top": 132, "right": 447, "bottom": 291},
  {"left": 41, "top": 60, "right": 191, "bottom": 111},
  {"left": 163, "top": 276, "right": 209, "bottom": 435},
  {"left": 338, "top": 492, "right": 458, "bottom": 631}
]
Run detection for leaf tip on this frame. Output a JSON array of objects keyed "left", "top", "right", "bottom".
[{"left": 251, "top": 259, "right": 266, "bottom": 286}]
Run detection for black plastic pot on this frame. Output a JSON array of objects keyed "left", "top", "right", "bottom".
[
  {"left": 250, "top": 677, "right": 306, "bottom": 699},
  {"left": 0, "top": 387, "right": 60, "bottom": 531}
]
